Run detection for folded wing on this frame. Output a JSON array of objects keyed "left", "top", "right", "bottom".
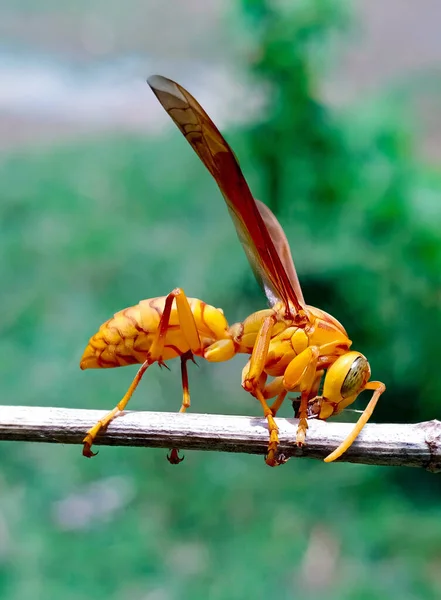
[{"left": 148, "top": 74, "right": 305, "bottom": 315}]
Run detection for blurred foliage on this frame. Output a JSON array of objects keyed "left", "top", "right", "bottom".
[{"left": 0, "top": 1, "right": 441, "bottom": 599}]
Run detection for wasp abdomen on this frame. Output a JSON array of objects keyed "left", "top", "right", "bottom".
[{"left": 80, "top": 296, "right": 231, "bottom": 370}]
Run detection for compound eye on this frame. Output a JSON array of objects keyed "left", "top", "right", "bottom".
[{"left": 341, "top": 355, "right": 370, "bottom": 398}]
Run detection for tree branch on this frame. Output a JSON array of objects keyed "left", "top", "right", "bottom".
[{"left": 0, "top": 406, "right": 440, "bottom": 471}]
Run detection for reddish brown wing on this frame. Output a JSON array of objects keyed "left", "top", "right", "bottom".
[
  {"left": 147, "top": 74, "right": 304, "bottom": 315},
  {"left": 256, "top": 199, "right": 305, "bottom": 306}
]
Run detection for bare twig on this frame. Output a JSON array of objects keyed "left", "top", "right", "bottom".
[{"left": 0, "top": 406, "right": 439, "bottom": 471}]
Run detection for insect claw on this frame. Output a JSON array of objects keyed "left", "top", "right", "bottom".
[
  {"left": 158, "top": 360, "right": 170, "bottom": 371},
  {"left": 83, "top": 445, "right": 99, "bottom": 458},
  {"left": 264, "top": 451, "right": 288, "bottom": 467},
  {"left": 167, "top": 449, "right": 185, "bottom": 464},
  {"left": 277, "top": 453, "right": 289, "bottom": 465},
  {"left": 82, "top": 433, "right": 100, "bottom": 458}
]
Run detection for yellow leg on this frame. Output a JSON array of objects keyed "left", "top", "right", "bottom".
[
  {"left": 241, "top": 316, "right": 288, "bottom": 466},
  {"left": 324, "top": 381, "right": 386, "bottom": 463},
  {"left": 83, "top": 288, "right": 202, "bottom": 458},
  {"left": 309, "top": 370, "right": 324, "bottom": 399},
  {"left": 242, "top": 315, "right": 275, "bottom": 393},
  {"left": 297, "top": 356, "right": 323, "bottom": 445},
  {"left": 262, "top": 375, "right": 284, "bottom": 400},
  {"left": 283, "top": 346, "right": 320, "bottom": 446},
  {"left": 83, "top": 359, "right": 150, "bottom": 457},
  {"left": 293, "top": 369, "right": 324, "bottom": 417},
  {"left": 255, "top": 389, "right": 285, "bottom": 467},
  {"left": 167, "top": 351, "right": 193, "bottom": 465},
  {"left": 269, "top": 388, "right": 288, "bottom": 416},
  {"left": 162, "top": 290, "right": 201, "bottom": 464},
  {"left": 248, "top": 372, "right": 287, "bottom": 416},
  {"left": 172, "top": 289, "right": 203, "bottom": 355},
  {"left": 149, "top": 288, "right": 202, "bottom": 361}
]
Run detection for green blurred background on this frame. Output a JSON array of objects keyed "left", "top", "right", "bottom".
[{"left": 1, "top": 1, "right": 441, "bottom": 598}]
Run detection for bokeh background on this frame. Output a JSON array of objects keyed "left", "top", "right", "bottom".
[{"left": 1, "top": 1, "right": 441, "bottom": 598}]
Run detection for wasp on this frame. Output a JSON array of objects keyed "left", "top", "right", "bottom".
[{"left": 80, "top": 75, "right": 385, "bottom": 466}]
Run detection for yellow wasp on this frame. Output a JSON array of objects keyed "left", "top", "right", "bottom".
[{"left": 80, "top": 75, "right": 385, "bottom": 466}]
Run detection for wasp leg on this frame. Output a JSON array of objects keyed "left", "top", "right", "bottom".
[
  {"left": 292, "top": 370, "right": 324, "bottom": 415},
  {"left": 254, "top": 389, "right": 283, "bottom": 467},
  {"left": 309, "top": 370, "right": 324, "bottom": 400},
  {"left": 265, "top": 386, "right": 290, "bottom": 465},
  {"left": 258, "top": 376, "right": 289, "bottom": 462},
  {"left": 83, "top": 288, "right": 202, "bottom": 459},
  {"left": 242, "top": 316, "right": 287, "bottom": 467},
  {"left": 283, "top": 347, "right": 320, "bottom": 446},
  {"left": 167, "top": 351, "right": 194, "bottom": 465},
  {"left": 253, "top": 375, "right": 288, "bottom": 418},
  {"left": 242, "top": 315, "right": 275, "bottom": 393},
  {"left": 163, "top": 288, "right": 203, "bottom": 465},
  {"left": 243, "top": 371, "right": 287, "bottom": 413},
  {"left": 82, "top": 359, "right": 151, "bottom": 457},
  {"left": 324, "top": 381, "right": 385, "bottom": 463},
  {"left": 149, "top": 288, "right": 202, "bottom": 362},
  {"left": 268, "top": 386, "right": 288, "bottom": 416}
]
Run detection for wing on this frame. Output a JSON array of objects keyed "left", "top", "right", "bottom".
[
  {"left": 255, "top": 199, "right": 305, "bottom": 306},
  {"left": 147, "top": 74, "right": 305, "bottom": 315}
]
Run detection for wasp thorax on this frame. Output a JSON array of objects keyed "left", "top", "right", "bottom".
[{"left": 341, "top": 355, "right": 370, "bottom": 398}]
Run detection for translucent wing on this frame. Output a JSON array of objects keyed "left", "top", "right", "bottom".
[
  {"left": 255, "top": 199, "right": 305, "bottom": 306},
  {"left": 148, "top": 74, "right": 305, "bottom": 314}
]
